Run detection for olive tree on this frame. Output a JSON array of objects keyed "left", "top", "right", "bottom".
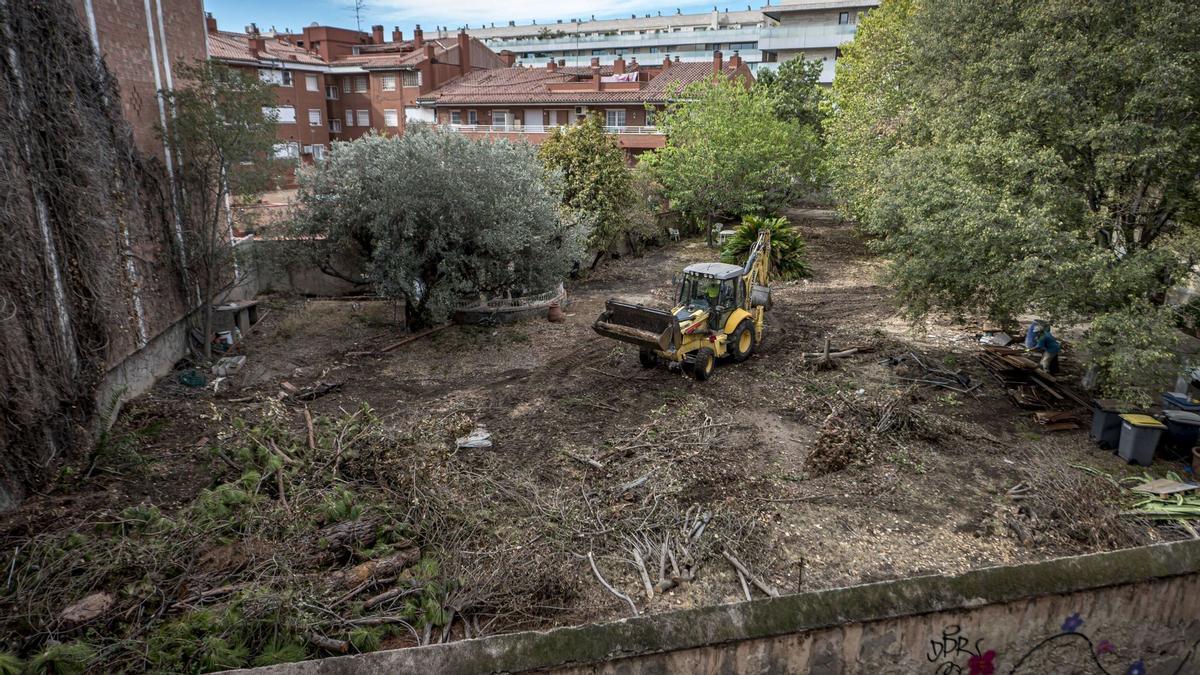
[{"left": 287, "top": 128, "right": 589, "bottom": 327}]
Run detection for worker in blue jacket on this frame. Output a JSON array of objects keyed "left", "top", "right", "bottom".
[{"left": 1031, "top": 323, "right": 1061, "bottom": 375}]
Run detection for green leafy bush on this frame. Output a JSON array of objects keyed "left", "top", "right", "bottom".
[{"left": 720, "top": 215, "right": 810, "bottom": 280}]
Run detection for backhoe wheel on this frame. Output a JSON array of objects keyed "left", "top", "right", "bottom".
[
  {"left": 730, "top": 320, "right": 756, "bottom": 363},
  {"left": 691, "top": 348, "right": 716, "bottom": 381},
  {"left": 638, "top": 348, "right": 658, "bottom": 368}
]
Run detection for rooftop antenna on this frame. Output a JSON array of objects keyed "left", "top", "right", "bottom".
[{"left": 347, "top": 0, "right": 366, "bottom": 31}]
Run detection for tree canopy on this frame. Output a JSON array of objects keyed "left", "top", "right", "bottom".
[
  {"left": 828, "top": 0, "right": 1200, "bottom": 399},
  {"left": 538, "top": 114, "right": 656, "bottom": 258},
  {"left": 755, "top": 55, "right": 826, "bottom": 131},
  {"left": 287, "top": 128, "right": 588, "bottom": 327},
  {"left": 640, "top": 78, "right": 822, "bottom": 244}
]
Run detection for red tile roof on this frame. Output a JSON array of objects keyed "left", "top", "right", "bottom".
[
  {"left": 207, "top": 31, "right": 326, "bottom": 66},
  {"left": 329, "top": 39, "right": 456, "bottom": 69},
  {"left": 422, "top": 61, "right": 748, "bottom": 105},
  {"left": 206, "top": 32, "right": 454, "bottom": 70}
]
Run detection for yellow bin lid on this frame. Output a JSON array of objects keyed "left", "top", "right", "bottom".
[{"left": 1120, "top": 413, "right": 1166, "bottom": 429}]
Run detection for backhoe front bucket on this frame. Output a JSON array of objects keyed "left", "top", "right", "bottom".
[{"left": 593, "top": 300, "right": 677, "bottom": 353}]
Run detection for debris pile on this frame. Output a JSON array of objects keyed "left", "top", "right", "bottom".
[
  {"left": 976, "top": 346, "right": 1085, "bottom": 409},
  {"left": 882, "top": 351, "right": 978, "bottom": 393}
]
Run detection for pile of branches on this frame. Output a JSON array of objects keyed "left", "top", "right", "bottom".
[
  {"left": 805, "top": 392, "right": 945, "bottom": 476},
  {"left": 1004, "top": 450, "right": 1153, "bottom": 551},
  {"left": 0, "top": 403, "right": 547, "bottom": 671}
]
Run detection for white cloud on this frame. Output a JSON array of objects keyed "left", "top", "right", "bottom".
[{"left": 372, "top": 0, "right": 716, "bottom": 28}]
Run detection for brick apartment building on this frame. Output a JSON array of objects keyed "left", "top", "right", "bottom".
[
  {"left": 417, "top": 51, "right": 754, "bottom": 160},
  {"left": 206, "top": 17, "right": 508, "bottom": 166}
]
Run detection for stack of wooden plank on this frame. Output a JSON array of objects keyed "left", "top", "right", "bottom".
[{"left": 976, "top": 345, "right": 1087, "bottom": 409}]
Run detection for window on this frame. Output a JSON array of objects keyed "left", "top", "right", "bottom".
[
  {"left": 402, "top": 71, "right": 420, "bottom": 87},
  {"left": 305, "top": 74, "right": 319, "bottom": 91},
  {"left": 383, "top": 109, "right": 399, "bottom": 127},
  {"left": 310, "top": 144, "right": 326, "bottom": 160},
  {"left": 492, "top": 110, "right": 511, "bottom": 126},
  {"left": 605, "top": 109, "right": 626, "bottom": 127},
  {"left": 730, "top": 42, "right": 754, "bottom": 50},
  {"left": 467, "top": 110, "right": 478, "bottom": 125},
  {"left": 331, "top": 119, "right": 343, "bottom": 133},
  {"left": 308, "top": 109, "right": 322, "bottom": 126},
  {"left": 381, "top": 74, "right": 397, "bottom": 91},
  {"left": 342, "top": 77, "right": 351, "bottom": 94},
  {"left": 591, "top": 49, "right": 607, "bottom": 55},
  {"left": 326, "top": 85, "right": 339, "bottom": 100},
  {"left": 356, "top": 109, "right": 369, "bottom": 126},
  {"left": 449, "top": 110, "right": 462, "bottom": 124},
  {"left": 354, "top": 75, "right": 368, "bottom": 93},
  {"left": 838, "top": 11, "right": 850, "bottom": 24},
  {"left": 258, "top": 69, "right": 291, "bottom": 86},
  {"left": 263, "top": 105, "right": 296, "bottom": 123},
  {"left": 272, "top": 142, "right": 299, "bottom": 159},
  {"left": 345, "top": 109, "right": 354, "bottom": 126}
]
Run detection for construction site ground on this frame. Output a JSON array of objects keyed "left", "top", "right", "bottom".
[{"left": 1, "top": 209, "right": 1185, "bottom": 661}]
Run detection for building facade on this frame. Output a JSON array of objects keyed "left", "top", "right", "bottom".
[
  {"left": 206, "top": 18, "right": 508, "bottom": 167},
  {"left": 461, "top": 1, "right": 877, "bottom": 83},
  {"left": 418, "top": 52, "right": 754, "bottom": 161}
]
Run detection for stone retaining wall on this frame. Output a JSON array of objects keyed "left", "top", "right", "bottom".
[{"left": 234, "top": 540, "right": 1200, "bottom": 674}]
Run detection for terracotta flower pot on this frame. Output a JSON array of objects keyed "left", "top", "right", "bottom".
[{"left": 547, "top": 301, "right": 565, "bottom": 323}]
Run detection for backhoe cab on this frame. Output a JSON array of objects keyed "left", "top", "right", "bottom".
[{"left": 593, "top": 230, "right": 771, "bottom": 381}]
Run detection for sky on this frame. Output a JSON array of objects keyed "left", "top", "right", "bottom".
[{"left": 204, "top": 0, "right": 735, "bottom": 36}]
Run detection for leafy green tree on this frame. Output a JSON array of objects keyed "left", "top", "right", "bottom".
[
  {"left": 538, "top": 114, "right": 657, "bottom": 262},
  {"left": 826, "top": 0, "right": 918, "bottom": 225},
  {"left": 641, "top": 78, "right": 821, "bottom": 246},
  {"left": 828, "top": 0, "right": 1200, "bottom": 399},
  {"left": 756, "top": 55, "right": 827, "bottom": 131},
  {"left": 164, "top": 61, "right": 280, "bottom": 358},
  {"left": 720, "top": 215, "right": 810, "bottom": 280},
  {"left": 287, "top": 128, "right": 588, "bottom": 327}
]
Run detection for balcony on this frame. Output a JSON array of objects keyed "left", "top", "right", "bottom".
[
  {"left": 442, "top": 123, "right": 665, "bottom": 150},
  {"left": 517, "top": 50, "right": 765, "bottom": 66},
  {"left": 480, "top": 26, "right": 764, "bottom": 53},
  {"left": 757, "top": 22, "right": 858, "bottom": 51}
]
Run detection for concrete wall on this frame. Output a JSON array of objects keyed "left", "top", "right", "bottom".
[{"left": 233, "top": 540, "right": 1200, "bottom": 674}]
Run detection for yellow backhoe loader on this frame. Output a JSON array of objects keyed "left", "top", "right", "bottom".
[{"left": 593, "top": 230, "right": 771, "bottom": 381}]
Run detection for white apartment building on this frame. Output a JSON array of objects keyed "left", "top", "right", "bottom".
[{"left": 454, "top": 0, "right": 878, "bottom": 83}]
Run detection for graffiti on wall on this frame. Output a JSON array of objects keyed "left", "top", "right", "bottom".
[{"left": 927, "top": 614, "right": 1198, "bottom": 674}]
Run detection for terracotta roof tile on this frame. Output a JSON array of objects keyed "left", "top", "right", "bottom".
[{"left": 207, "top": 31, "right": 326, "bottom": 66}]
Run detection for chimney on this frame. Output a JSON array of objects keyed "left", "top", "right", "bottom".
[
  {"left": 546, "top": 60, "right": 557, "bottom": 72},
  {"left": 613, "top": 55, "right": 625, "bottom": 74},
  {"left": 729, "top": 51, "right": 741, "bottom": 68},
  {"left": 499, "top": 50, "right": 516, "bottom": 67},
  {"left": 424, "top": 43, "right": 435, "bottom": 62},
  {"left": 712, "top": 49, "right": 723, "bottom": 75},
  {"left": 392, "top": 27, "right": 403, "bottom": 42},
  {"left": 457, "top": 30, "right": 470, "bottom": 77},
  {"left": 662, "top": 55, "right": 672, "bottom": 68},
  {"left": 558, "top": 58, "right": 566, "bottom": 66},
  {"left": 590, "top": 56, "right": 600, "bottom": 68},
  {"left": 630, "top": 57, "right": 639, "bottom": 70},
  {"left": 247, "top": 25, "right": 265, "bottom": 58},
  {"left": 413, "top": 24, "right": 424, "bottom": 48},
  {"left": 205, "top": 12, "right": 217, "bottom": 34},
  {"left": 591, "top": 58, "right": 601, "bottom": 90}
]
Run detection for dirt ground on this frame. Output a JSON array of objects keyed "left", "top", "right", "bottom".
[{"left": 2, "top": 209, "right": 1189, "bottom": 664}]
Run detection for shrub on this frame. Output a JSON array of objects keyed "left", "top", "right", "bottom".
[{"left": 720, "top": 215, "right": 810, "bottom": 280}]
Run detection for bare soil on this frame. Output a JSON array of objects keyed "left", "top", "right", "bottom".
[{"left": 2, "top": 209, "right": 1184, "bottom": 657}]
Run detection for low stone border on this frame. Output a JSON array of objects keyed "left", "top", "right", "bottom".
[{"left": 232, "top": 540, "right": 1200, "bottom": 674}]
